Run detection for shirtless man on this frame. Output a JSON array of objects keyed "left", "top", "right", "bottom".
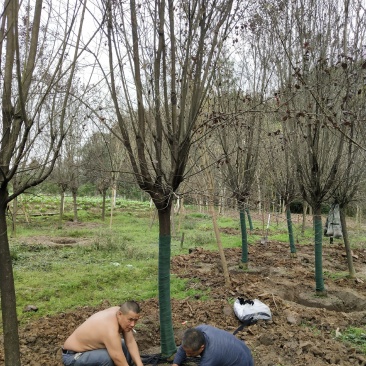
[{"left": 62, "top": 300, "right": 143, "bottom": 366}]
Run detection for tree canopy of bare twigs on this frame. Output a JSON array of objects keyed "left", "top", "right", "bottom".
[
  {"left": 0, "top": 0, "right": 91, "bottom": 364},
  {"left": 260, "top": 0, "right": 366, "bottom": 292},
  {"left": 97, "top": 0, "right": 240, "bottom": 356},
  {"left": 2, "top": 0, "right": 366, "bottom": 364}
]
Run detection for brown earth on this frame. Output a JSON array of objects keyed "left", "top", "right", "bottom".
[{"left": 1, "top": 239, "right": 366, "bottom": 366}]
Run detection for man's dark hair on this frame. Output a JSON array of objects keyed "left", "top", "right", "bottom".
[
  {"left": 120, "top": 300, "right": 141, "bottom": 314},
  {"left": 182, "top": 328, "right": 205, "bottom": 351}
]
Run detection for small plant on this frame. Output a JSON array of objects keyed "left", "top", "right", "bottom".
[
  {"left": 324, "top": 270, "right": 349, "bottom": 281},
  {"left": 338, "top": 327, "right": 366, "bottom": 354},
  {"left": 191, "top": 232, "right": 214, "bottom": 245},
  {"left": 300, "top": 321, "right": 321, "bottom": 336},
  {"left": 182, "top": 220, "right": 196, "bottom": 230},
  {"left": 10, "top": 245, "right": 22, "bottom": 261},
  {"left": 271, "top": 232, "right": 290, "bottom": 242},
  {"left": 188, "top": 212, "right": 210, "bottom": 219},
  {"left": 217, "top": 216, "right": 236, "bottom": 224},
  {"left": 67, "top": 230, "right": 88, "bottom": 238}
]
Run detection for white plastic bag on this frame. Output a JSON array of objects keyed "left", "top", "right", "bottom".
[{"left": 234, "top": 298, "right": 272, "bottom": 322}]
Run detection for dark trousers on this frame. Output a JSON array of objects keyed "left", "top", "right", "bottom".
[{"left": 62, "top": 340, "right": 132, "bottom": 366}]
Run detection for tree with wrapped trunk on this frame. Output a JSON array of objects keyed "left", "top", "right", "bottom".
[
  {"left": 264, "top": 0, "right": 366, "bottom": 294},
  {"left": 101, "top": 0, "right": 238, "bottom": 357},
  {"left": 264, "top": 130, "right": 299, "bottom": 255},
  {"left": 208, "top": 40, "right": 267, "bottom": 268},
  {"left": 0, "top": 0, "right": 89, "bottom": 364},
  {"left": 331, "top": 0, "right": 366, "bottom": 278},
  {"left": 333, "top": 102, "right": 366, "bottom": 278},
  {"left": 213, "top": 98, "right": 264, "bottom": 269}
]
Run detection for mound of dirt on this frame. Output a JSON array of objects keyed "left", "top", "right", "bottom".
[{"left": 1, "top": 241, "right": 366, "bottom": 366}]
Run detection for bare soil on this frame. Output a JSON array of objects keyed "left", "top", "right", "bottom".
[{"left": 1, "top": 238, "right": 366, "bottom": 366}]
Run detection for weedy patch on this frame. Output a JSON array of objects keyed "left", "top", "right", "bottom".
[{"left": 338, "top": 327, "right": 366, "bottom": 353}]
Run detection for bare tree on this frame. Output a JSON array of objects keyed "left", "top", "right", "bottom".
[
  {"left": 98, "top": 0, "right": 238, "bottom": 356},
  {"left": 264, "top": 127, "right": 300, "bottom": 255},
  {"left": 211, "top": 94, "right": 264, "bottom": 267},
  {"left": 264, "top": 0, "right": 366, "bottom": 294},
  {"left": 82, "top": 131, "right": 112, "bottom": 221},
  {"left": 81, "top": 128, "right": 128, "bottom": 222},
  {"left": 207, "top": 44, "right": 267, "bottom": 267},
  {"left": 51, "top": 157, "right": 70, "bottom": 229},
  {"left": 331, "top": 0, "right": 366, "bottom": 278},
  {"left": 0, "top": 0, "right": 89, "bottom": 364}
]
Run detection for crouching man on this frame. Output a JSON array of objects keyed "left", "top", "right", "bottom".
[
  {"left": 173, "top": 324, "right": 254, "bottom": 366},
  {"left": 62, "top": 300, "right": 143, "bottom": 366}
]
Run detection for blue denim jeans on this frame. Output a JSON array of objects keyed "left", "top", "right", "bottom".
[{"left": 62, "top": 340, "right": 132, "bottom": 366}]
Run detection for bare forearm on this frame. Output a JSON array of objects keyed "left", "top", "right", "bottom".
[
  {"left": 111, "top": 355, "right": 129, "bottom": 366},
  {"left": 126, "top": 339, "right": 143, "bottom": 366},
  {"left": 130, "top": 350, "right": 143, "bottom": 366}
]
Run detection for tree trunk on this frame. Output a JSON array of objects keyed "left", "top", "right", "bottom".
[
  {"left": 199, "top": 197, "right": 203, "bottom": 212},
  {"left": 339, "top": 206, "right": 356, "bottom": 278},
  {"left": 109, "top": 192, "right": 114, "bottom": 228},
  {"left": 209, "top": 199, "right": 231, "bottom": 287},
  {"left": 177, "top": 197, "right": 184, "bottom": 233},
  {"left": 22, "top": 199, "right": 30, "bottom": 224},
  {"left": 171, "top": 211, "right": 175, "bottom": 237},
  {"left": 239, "top": 208, "right": 249, "bottom": 269},
  {"left": 0, "top": 189, "right": 21, "bottom": 366},
  {"left": 246, "top": 208, "right": 253, "bottom": 231},
  {"left": 102, "top": 190, "right": 106, "bottom": 221},
  {"left": 286, "top": 205, "right": 297, "bottom": 255},
  {"left": 256, "top": 173, "right": 262, "bottom": 214},
  {"left": 111, "top": 184, "right": 117, "bottom": 208},
  {"left": 313, "top": 207, "right": 326, "bottom": 295},
  {"left": 59, "top": 191, "right": 65, "bottom": 229},
  {"left": 157, "top": 206, "right": 176, "bottom": 358},
  {"left": 219, "top": 186, "right": 226, "bottom": 215},
  {"left": 204, "top": 150, "right": 231, "bottom": 284},
  {"left": 301, "top": 201, "right": 308, "bottom": 235},
  {"left": 356, "top": 205, "right": 361, "bottom": 230},
  {"left": 11, "top": 197, "right": 17, "bottom": 236},
  {"left": 72, "top": 190, "right": 78, "bottom": 222}
]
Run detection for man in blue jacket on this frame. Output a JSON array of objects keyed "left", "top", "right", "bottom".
[{"left": 172, "top": 324, "right": 254, "bottom": 366}]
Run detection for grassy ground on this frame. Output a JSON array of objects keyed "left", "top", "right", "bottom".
[{"left": 5, "top": 195, "right": 366, "bottom": 325}]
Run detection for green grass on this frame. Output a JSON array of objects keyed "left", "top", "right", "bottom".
[
  {"left": 7, "top": 198, "right": 215, "bottom": 324},
  {"left": 324, "top": 270, "right": 350, "bottom": 281},
  {"left": 338, "top": 327, "right": 366, "bottom": 353},
  {"left": 4, "top": 195, "right": 366, "bottom": 329},
  {"left": 11, "top": 237, "right": 192, "bottom": 321},
  {"left": 300, "top": 321, "right": 322, "bottom": 336}
]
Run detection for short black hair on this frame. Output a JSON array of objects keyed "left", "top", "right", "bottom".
[
  {"left": 182, "top": 328, "right": 205, "bottom": 351},
  {"left": 119, "top": 300, "right": 141, "bottom": 314}
]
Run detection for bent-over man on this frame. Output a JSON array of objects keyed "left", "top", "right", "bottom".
[
  {"left": 173, "top": 324, "right": 254, "bottom": 366},
  {"left": 62, "top": 300, "right": 143, "bottom": 366}
]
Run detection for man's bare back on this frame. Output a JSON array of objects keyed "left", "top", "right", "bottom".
[
  {"left": 62, "top": 301, "right": 143, "bottom": 366},
  {"left": 64, "top": 306, "right": 121, "bottom": 351}
]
